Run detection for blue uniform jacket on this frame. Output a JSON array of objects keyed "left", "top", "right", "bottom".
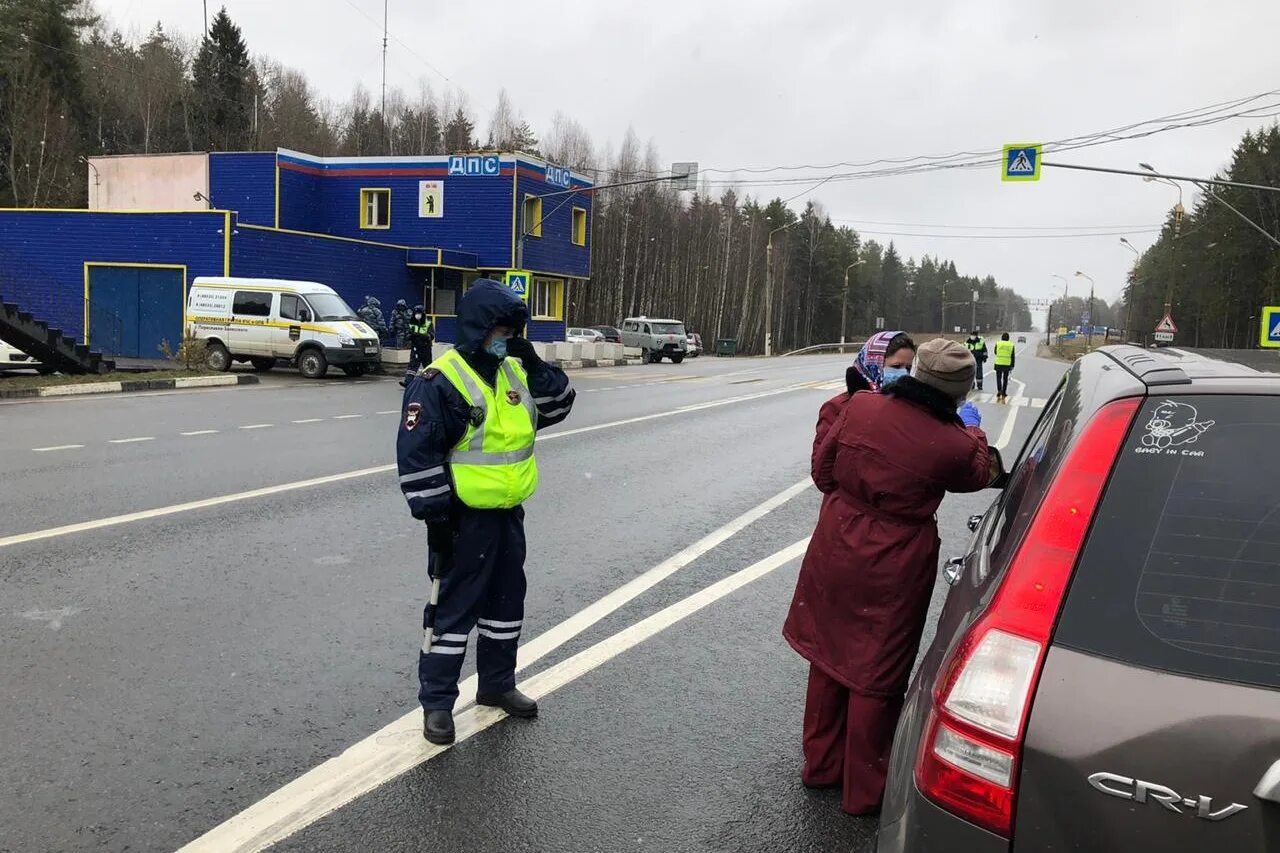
[{"left": 396, "top": 280, "right": 575, "bottom": 523}]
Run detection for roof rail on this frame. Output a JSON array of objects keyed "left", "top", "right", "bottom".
[{"left": 1101, "top": 344, "right": 1191, "bottom": 387}]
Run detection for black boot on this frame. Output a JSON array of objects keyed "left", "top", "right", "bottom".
[
  {"left": 423, "top": 709, "right": 455, "bottom": 744},
  {"left": 476, "top": 688, "right": 538, "bottom": 718}
]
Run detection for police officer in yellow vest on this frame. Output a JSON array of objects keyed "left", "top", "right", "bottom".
[
  {"left": 993, "top": 332, "right": 1016, "bottom": 403},
  {"left": 963, "top": 330, "right": 988, "bottom": 392},
  {"left": 397, "top": 279, "right": 575, "bottom": 744}
]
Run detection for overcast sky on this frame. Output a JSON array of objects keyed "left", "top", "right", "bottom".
[{"left": 98, "top": 0, "right": 1280, "bottom": 323}]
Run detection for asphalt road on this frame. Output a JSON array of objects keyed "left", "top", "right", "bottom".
[{"left": 0, "top": 340, "right": 1062, "bottom": 853}]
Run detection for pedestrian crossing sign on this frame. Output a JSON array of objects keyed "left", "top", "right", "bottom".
[
  {"left": 504, "top": 270, "right": 531, "bottom": 301},
  {"left": 1002, "top": 143, "right": 1042, "bottom": 182},
  {"left": 1261, "top": 306, "right": 1280, "bottom": 348}
]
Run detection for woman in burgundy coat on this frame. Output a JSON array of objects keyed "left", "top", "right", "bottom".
[{"left": 784, "top": 338, "right": 995, "bottom": 815}]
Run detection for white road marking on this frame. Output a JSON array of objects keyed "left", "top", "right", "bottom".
[
  {"left": 375, "top": 410, "right": 399, "bottom": 415},
  {"left": 176, "top": 536, "right": 811, "bottom": 853},
  {"left": 994, "top": 378, "right": 1027, "bottom": 451},
  {"left": 180, "top": 430, "right": 219, "bottom": 436},
  {"left": 240, "top": 424, "right": 273, "bottom": 430},
  {"left": 291, "top": 418, "right": 323, "bottom": 424},
  {"left": 107, "top": 436, "right": 154, "bottom": 444},
  {"left": 31, "top": 444, "right": 84, "bottom": 452},
  {"left": 332, "top": 414, "right": 363, "bottom": 420},
  {"left": 0, "top": 379, "right": 825, "bottom": 550}
]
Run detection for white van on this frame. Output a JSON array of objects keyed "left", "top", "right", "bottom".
[
  {"left": 187, "top": 277, "right": 381, "bottom": 378},
  {"left": 0, "top": 339, "right": 48, "bottom": 373}
]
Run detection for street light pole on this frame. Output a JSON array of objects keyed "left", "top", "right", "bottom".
[
  {"left": 1119, "top": 238, "right": 1140, "bottom": 342},
  {"left": 1048, "top": 274, "right": 1068, "bottom": 346},
  {"left": 841, "top": 259, "right": 865, "bottom": 348},
  {"left": 1075, "top": 270, "right": 1095, "bottom": 350},
  {"left": 765, "top": 221, "right": 799, "bottom": 357}
]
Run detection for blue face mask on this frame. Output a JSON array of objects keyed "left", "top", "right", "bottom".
[
  {"left": 485, "top": 336, "right": 509, "bottom": 359},
  {"left": 881, "top": 366, "right": 909, "bottom": 387}
]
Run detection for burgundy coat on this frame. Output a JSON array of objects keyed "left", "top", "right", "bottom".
[{"left": 784, "top": 380, "right": 992, "bottom": 697}]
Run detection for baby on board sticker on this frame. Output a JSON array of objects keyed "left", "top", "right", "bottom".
[{"left": 1141, "top": 401, "right": 1215, "bottom": 449}]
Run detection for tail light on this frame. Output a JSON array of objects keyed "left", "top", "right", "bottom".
[{"left": 915, "top": 397, "right": 1140, "bottom": 837}]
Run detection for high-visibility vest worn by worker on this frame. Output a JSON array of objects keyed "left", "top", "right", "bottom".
[
  {"left": 431, "top": 348, "right": 539, "bottom": 509},
  {"left": 410, "top": 318, "right": 434, "bottom": 338},
  {"left": 965, "top": 338, "right": 987, "bottom": 359},
  {"left": 993, "top": 339, "right": 1015, "bottom": 367}
]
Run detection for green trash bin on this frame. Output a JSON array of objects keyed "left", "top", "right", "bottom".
[{"left": 715, "top": 338, "right": 738, "bottom": 357}]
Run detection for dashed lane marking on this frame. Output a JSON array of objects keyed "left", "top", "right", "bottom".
[
  {"left": 107, "top": 436, "right": 154, "bottom": 444},
  {"left": 291, "top": 419, "right": 323, "bottom": 424},
  {"left": 375, "top": 410, "right": 399, "bottom": 415},
  {"left": 180, "top": 430, "right": 219, "bottom": 437},
  {"left": 239, "top": 424, "right": 273, "bottom": 430},
  {"left": 31, "top": 444, "right": 84, "bottom": 452},
  {"left": 176, "top": 535, "right": 812, "bottom": 853},
  {"left": 332, "top": 414, "right": 363, "bottom": 420}
]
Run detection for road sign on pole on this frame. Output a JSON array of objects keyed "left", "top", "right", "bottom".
[
  {"left": 1154, "top": 313, "right": 1178, "bottom": 334},
  {"left": 1261, "top": 306, "right": 1280, "bottom": 348},
  {"left": 504, "top": 269, "right": 531, "bottom": 301},
  {"left": 1002, "top": 143, "right": 1042, "bottom": 182}
]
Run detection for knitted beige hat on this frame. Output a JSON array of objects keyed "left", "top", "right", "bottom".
[{"left": 911, "top": 338, "right": 976, "bottom": 401}]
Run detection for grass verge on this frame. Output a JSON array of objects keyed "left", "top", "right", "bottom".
[{"left": 0, "top": 369, "right": 213, "bottom": 391}]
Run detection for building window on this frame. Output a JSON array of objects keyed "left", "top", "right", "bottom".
[
  {"left": 232, "top": 290, "right": 272, "bottom": 317},
  {"left": 572, "top": 207, "right": 587, "bottom": 246},
  {"left": 523, "top": 194, "right": 542, "bottom": 238},
  {"left": 360, "top": 188, "right": 391, "bottom": 229},
  {"left": 530, "top": 277, "right": 563, "bottom": 320},
  {"left": 433, "top": 288, "right": 457, "bottom": 317}
]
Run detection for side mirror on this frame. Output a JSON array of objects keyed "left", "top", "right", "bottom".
[
  {"left": 299, "top": 309, "right": 312, "bottom": 323},
  {"left": 987, "top": 447, "right": 1010, "bottom": 490}
]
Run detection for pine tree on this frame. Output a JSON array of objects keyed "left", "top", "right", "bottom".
[
  {"left": 443, "top": 105, "right": 475, "bottom": 152},
  {"left": 190, "top": 7, "right": 252, "bottom": 150}
]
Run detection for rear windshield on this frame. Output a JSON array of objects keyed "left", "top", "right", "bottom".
[
  {"left": 1056, "top": 395, "right": 1280, "bottom": 690},
  {"left": 651, "top": 323, "right": 684, "bottom": 335}
]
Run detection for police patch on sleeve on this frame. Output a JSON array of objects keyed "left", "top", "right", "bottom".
[{"left": 404, "top": 402, "right": 422, "bottom": 431}]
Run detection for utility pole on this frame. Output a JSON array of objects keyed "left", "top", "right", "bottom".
[
  {"left": 1076, "top": 271, "right": 1095, "bottom": 350},
  {"left": 842, "top": 259, "right": 864, "bottom": 348},
  {"left": 203, "top": 0, "right": 208, "bottom": 40},
  {"left": 940, "top": 279, "right": 946, "bottom": 335},
  {"left": 970, "top": 289, "right": 977, "bottom": 332},
  {"left": 765, "top": 221, "right": 799, "bottom": 357},
  {"left": 381, "top": 0, "right": 389, "bottom": 149}
]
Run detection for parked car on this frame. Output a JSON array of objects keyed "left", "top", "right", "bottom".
[
  {"left": 0, "top": 339, "right": 50, "bottom": 373},
  {"left": 566, "top": 327, "right": 605, "bottom": 344},
  {"left": 1017, "top": 334, "right": 1027, "bottom": 343},
  {"left": 877, "top": 345, "right": 1280, "bottom": 853},
  {"left": 686, "top": 332, "right": 703, "bottom": 357},
  {"left": 620, "top": 317, "right": 688, "bottom": 363},
  {"left": 590, "top": 325, "right": 623, "bottom": 344},
  {"left": 187, "top": 277, "right": 381, "bottom": 378}
]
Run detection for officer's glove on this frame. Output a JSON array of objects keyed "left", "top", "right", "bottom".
[
  {"left": 505, "top": 336, "right": 542, "bottom": 369},
  {"left": 427, "top": 522, "right": 455, "bottom": 558},
  {"left": 958, "top": 402, "right": 982, "bottom": 428}
]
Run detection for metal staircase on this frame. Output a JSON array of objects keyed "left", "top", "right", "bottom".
[{"left": 0, "top": 293, "right": 115, "bottom": 375}]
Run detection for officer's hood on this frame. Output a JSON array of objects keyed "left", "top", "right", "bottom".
[{"left": 455, "top": 279, "right": 530, "bottom": 354}]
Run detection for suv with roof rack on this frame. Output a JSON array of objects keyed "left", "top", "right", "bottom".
[{"left": 876, "top": 345, "right": 1280, "bottom": 853}]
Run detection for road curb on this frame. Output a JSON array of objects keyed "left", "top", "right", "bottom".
[{"left": 0, "top": 374, "right": 259, "bottom": 400}]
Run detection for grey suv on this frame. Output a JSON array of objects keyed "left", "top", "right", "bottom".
[{"left": 877, "top": 345, "right": 1280, "bottom": 852}]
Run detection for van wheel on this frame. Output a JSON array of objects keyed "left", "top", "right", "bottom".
[
  {"left": 670, "top": 354, "right": 685, "bottom": 364},
  {"left": 251, "top": 357, "right": 276, "bottom": 372},
  {"left": 206, "top": 342, "right": 231, "bottom": 372},
  {"left": 641, "top": 347, "right": 652, "bottom": 363},
  {"left": 297, "top": 348, "right": 327, "bottom": 379}
]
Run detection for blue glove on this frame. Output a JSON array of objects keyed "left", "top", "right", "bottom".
[{"left": 959, "top": 402, "right": 982, "bottom": 428}]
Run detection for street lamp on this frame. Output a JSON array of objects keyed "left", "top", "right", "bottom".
[
  {"left": 765, "top": 220, "right": 800, "bottom": 357},
  {"left": 1120, "top": 238, "right": 1140, "bottom": 341},
  {"left": 1046, "top": 274, "right": 1068, "bottom": 345},
  {"left": 1075, "top": 270, "right": 1095, "bottom": 350},
  {"left": 841, "top": 259, "right": 865, "bottom": 348}
]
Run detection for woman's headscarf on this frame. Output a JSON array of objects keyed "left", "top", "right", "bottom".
[{"left": 851, "top": 330, "right": 906, "bottom": 392}]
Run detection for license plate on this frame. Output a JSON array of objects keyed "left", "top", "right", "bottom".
[{"left": 364, "top": 346, "right": 379, "bottom": 354}]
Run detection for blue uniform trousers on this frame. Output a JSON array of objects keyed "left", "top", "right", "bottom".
[{"left": 419, "top": 506, "right": 527, "bottom": 711}]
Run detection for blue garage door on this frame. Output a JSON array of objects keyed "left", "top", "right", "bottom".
[{"left": 88, "top": 266, "right": 184, "bottom": 358}]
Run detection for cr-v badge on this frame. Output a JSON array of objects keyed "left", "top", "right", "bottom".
[{"left": 1088, "top": 772, "right": 1248, "bottom": 821}]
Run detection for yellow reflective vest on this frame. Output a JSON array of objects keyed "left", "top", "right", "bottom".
[
  {"left": 432, "top": 349, "right": 538, "bottom": 509},
  {"left": 993, "top": 339, "right": 1015, "bottom": 367}
]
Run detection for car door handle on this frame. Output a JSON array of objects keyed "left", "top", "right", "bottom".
[
  {"left": 967, "top": 514, "right": 984, "bottom": 532},
  {"left": 943, "top": 557, "right": 965, "bottom": 586},
  {"left": 1255, "top": 759, "right": 1280, "bottom": 803}
]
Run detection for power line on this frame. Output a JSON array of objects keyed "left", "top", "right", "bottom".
[
  {"left": 830, "top": 218, "right": 1164, "bottom": 231},
  {"left": 852, "top": 227, "right": 1163, "bottom": 240}
]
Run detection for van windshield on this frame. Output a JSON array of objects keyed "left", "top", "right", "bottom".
[
  {"left": 651, "top": 322, "right": 685, "bottom": 335},
  {"left": 306, "top": 293, "right": 358, "bottom": 321}
]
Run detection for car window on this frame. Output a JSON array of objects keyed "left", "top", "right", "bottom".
[
  {"left": 232, "top": 290, "right": 272, "bottom": 317},
  {"left": 651, "top": 322, "right": 685, "bottom": 335},
  {"left": 280, "top": 293, "right": 301, "bottom": 321},
  {"left": 643, "top": 324, "right": 651, "bottom": 334},
  {"left": 982, "top": 386, "right": 1066, "bottom": 581},
  {"left": 1056, "top": 394, "right": 1280, "bottom": 690}
]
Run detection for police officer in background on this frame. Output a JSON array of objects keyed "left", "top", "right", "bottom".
[
  {"left": 390, "top": 299, "right": 412, "bottom": 348},
  {"left": 397, "top": 279, "right": 575, "bottom": 745},
  {"left": 993, "top": 331, "right": 1016, "bottom": 403},
  {"left": 400, "top": 305, "right": 435, "bottom": 388},
  {"left": 964, "top": 330, "right": 988, "bottom": 392}
]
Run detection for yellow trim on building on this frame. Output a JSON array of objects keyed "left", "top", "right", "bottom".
[
  {"left": 529, "top": 276, "right": 564, "bottom": 320},
  {"left": 572, "top": 207, "right": 587, "bottom": 246},
  {"left": 0, "top": 207, "right": 229, "bottom": 215},
  {"left": 223, "top": 211, "right": 231, "bottom": 275},
  {"left": 82, "top": 261, "right": 188, "bottom": 348},
  {"left": 510, "top": 171, "right": 519, "bottom": 268},
  {"left": 523, "top": 194, "right": 542, "bottom": 238},
  {"left": 359, "top": 187, "right": 392, "bottom": 230},
  {"left": 273, "top": 156, "right": 281, "bottom": 228},
  {"left": 237, "top": 223, "right": 414, "bottom": 250}
]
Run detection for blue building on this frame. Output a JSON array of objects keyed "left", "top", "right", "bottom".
[{"left": 0, "top": 149, "right": 593, "bottom": 360}]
